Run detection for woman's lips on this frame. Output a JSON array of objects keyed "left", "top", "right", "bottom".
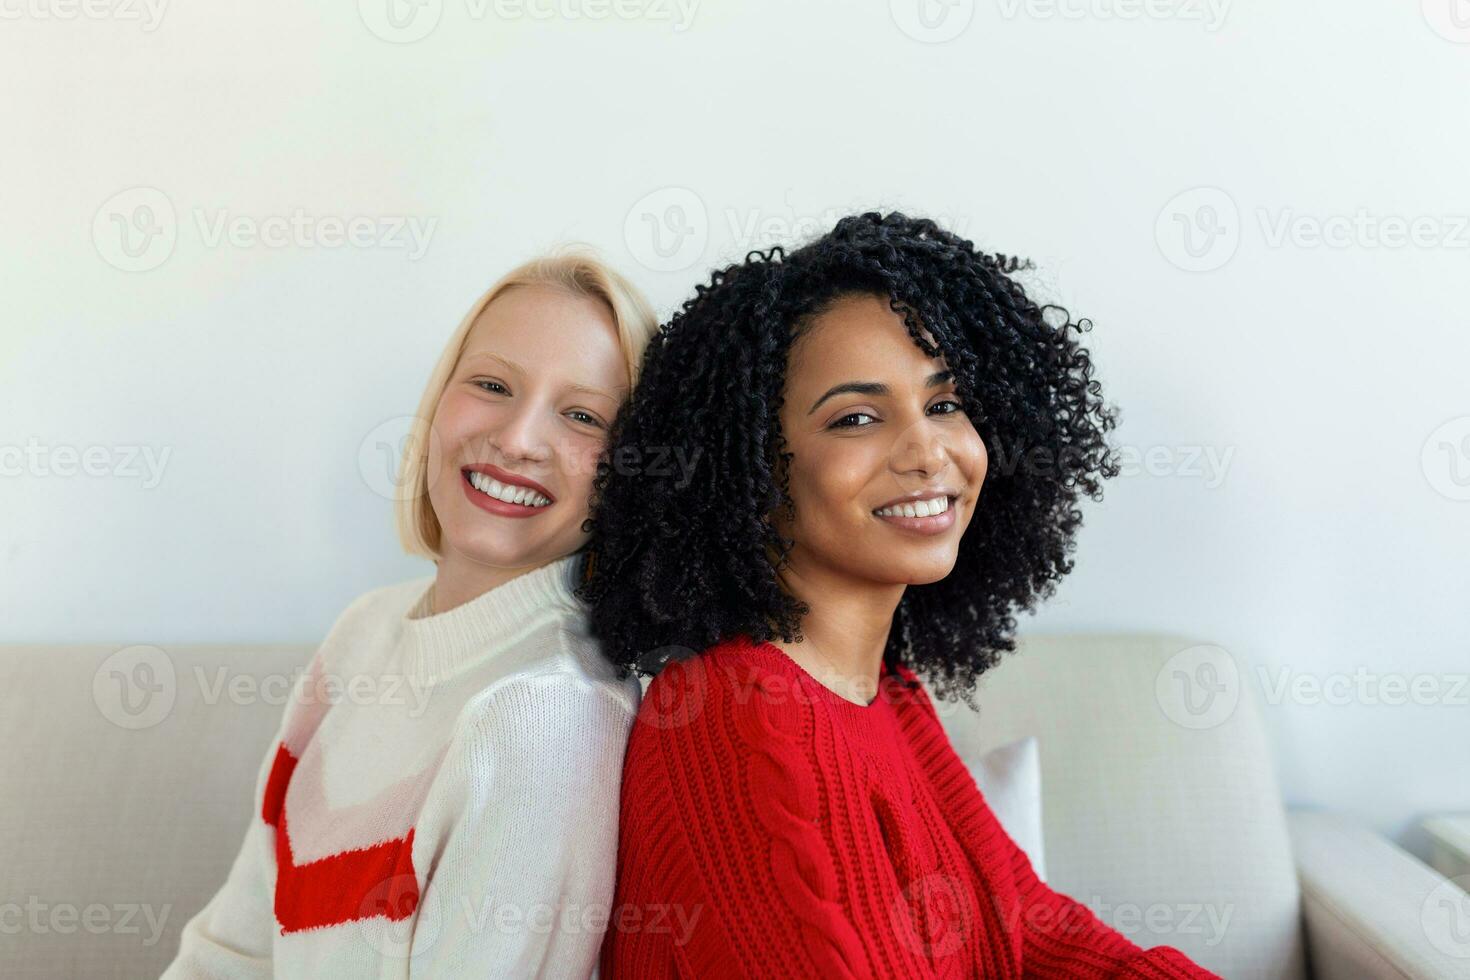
[
  {"left": 872, "top": 496, "right": 957, "bottom": 536},
  {"left": 463, "top": 462, "right": 555, "bottom": 501},
  {"left": 460, "top": 469, "right": 551, "bottom": 519}
]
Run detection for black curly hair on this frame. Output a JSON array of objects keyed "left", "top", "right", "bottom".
[{"left": 575, "top": 211, "right": 1121, "bottom": 702}]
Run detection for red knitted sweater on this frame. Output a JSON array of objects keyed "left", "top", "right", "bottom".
[{"left": 600, "top": 633, "right": 1221, "bottom": 979}]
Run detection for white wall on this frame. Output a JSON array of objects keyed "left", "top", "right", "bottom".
[{"left": 2, "top": 0, "right": 1467, "bottom": 852}]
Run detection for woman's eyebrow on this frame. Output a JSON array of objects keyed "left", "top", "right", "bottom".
[
  {"left": 807, "top": 370, "right": 953, "bottom": 415},
  {"left": 567, "top": 382, "right": 627, "bottom": 403},
  {"left": 461, "top": 351, "right": 525, "bottom": 372},
  {"left": 462, "top": 352, "right": 624, "bottom": 402}
]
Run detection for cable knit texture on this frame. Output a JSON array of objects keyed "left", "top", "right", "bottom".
[
  {"left": 164, "top": 552, "right": 639, "bottom": 979},
  {"left": 601, "top": 633, "right": 1222, "bottom": 979}
]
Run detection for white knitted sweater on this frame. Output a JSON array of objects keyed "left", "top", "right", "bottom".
[{"left": 162, "top": 552, "right": 639, "bottom": 978}]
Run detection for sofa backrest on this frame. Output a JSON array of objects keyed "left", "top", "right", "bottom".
[
  {"left": 938, "top": 633, "right": 1307, "bottom": 979},
  {"left": 0, "top": 634, "right": 1307, "bottom": 979},
  {"left": 0, "top": 644, "right": 313, "bottom": 979}
]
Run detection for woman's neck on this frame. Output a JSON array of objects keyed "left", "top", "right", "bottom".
[
  {"left": 768, "top": 557, "right": 904, "bottom": 706},
  {"left": 430, "top": 549, "right": 551, "bottom": 615}
]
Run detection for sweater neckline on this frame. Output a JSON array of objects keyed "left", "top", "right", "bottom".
[
  {"left": 400, "top": 551, "right": 586, "bottom": 687},
  {"left": 729, "top": 633, "right": 910, "bottom": 712}
]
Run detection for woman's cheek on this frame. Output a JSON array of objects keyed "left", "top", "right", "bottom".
[{"left": 563, "top": 433, "right": 607, "bottom": 485}]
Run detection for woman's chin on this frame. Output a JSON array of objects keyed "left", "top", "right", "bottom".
[
  {"left": 439, "top": 532, "right": 554, "bottom": 573},
  {"left": 905, "top": 563, "right": 959, "bottom": 587},
  {"left": 849, "top": 552, "right": 960, "bottom": 588}
]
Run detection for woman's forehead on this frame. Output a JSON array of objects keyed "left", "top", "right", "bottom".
[{"left": 790, "top": 300, "right": 946, "bottom": 386}]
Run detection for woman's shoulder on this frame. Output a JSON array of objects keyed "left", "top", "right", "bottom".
[
  {"left": 453, "top": 601, "right": 642, "bottom": 734},
  {"left": 457, "top": 660, "right": 640, "bottom": 745},
  {"left": 638, "top": 633, "right": 789, "bottom": 717},
  {"left": 620, "top": 637, "right": 855, "bottom": 875},
  {"left": 421, "top": 662, "right": 641, "bottom": 835},
  {"left": 627, "top": 633, "right": 831, "bottom": 784},
  {"left": 440, "top": 657, "right": 640, "bottom": 786}
]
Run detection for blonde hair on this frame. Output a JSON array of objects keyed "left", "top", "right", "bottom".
[{"left": 394, "top": 248, "right": 659, "bottom": 560}]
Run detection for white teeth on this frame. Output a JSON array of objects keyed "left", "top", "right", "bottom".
[
  {"left": 467, "top": 471, "right": 551, "bottom": 507},
  {"left": 875, "top": 495, "right": 951, "bottom": 519}
]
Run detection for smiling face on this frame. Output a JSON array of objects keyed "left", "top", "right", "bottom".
[
  {"left": 772, "top": 292, "right": 988, "bottom": 587},
  {"left": 425, "top": 283, "right": 629, "bottom": 574}
]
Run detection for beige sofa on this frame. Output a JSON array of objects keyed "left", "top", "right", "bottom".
[{"left": 2, "top": 634, "right": 1466, "bottom": 978}]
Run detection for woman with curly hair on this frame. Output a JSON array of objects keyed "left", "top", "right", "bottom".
[{"left": 582, "top": 212, "right": 1219, "bottom": 978}]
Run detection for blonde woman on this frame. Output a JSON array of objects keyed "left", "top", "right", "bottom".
[{"left": 164, "top": 250, "right": 659, "bottom": 978}]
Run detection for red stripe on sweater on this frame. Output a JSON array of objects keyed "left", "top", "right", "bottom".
[
  {"left": 261, "top": 743, "right": 420, "bottom": 934},
  {"left": 261, "top": 743, "right": 296, "bottom": 825}
]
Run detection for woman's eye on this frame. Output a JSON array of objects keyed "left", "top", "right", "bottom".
[
  {"left": 830, "top": 411, "right": 876, "bottom": 429},
  {"left": 476, "top": 380, "right": 508, "bottom": 395},
  {"left": 930, "top": 398, "right": 965, "bottom": 415},
  {"left": 566, "top": 410, "right": 603, "bottom": 428}
]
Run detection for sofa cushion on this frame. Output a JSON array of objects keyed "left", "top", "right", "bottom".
[{"left": 969, "top": 735, "right": 1047, "bottom": 881}]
